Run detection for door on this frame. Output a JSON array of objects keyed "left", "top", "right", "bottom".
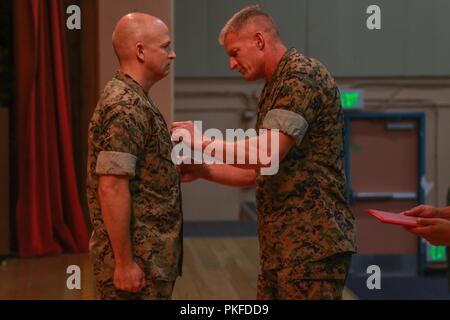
[{"left": 345, "top": 113, "right": 424, "bottom": 256}]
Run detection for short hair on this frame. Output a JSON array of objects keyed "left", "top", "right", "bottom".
[{"left": 218, "top": 5, "right": 279, "bottom": 45}]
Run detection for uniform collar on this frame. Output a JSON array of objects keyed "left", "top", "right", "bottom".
[
  {"left": 267, "top": 47, "right": 297, "bottom": 86},
  {"left": 115, "top": 70, "right": 149, "bottom": 101}
]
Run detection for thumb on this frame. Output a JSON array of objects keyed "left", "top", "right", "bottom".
[
  {"left": 403, "top": 205, "right": 425, "bottom": 216},
  {"left": 172, "top": 121, "right": 191, "bottom": 128},
  {"left": 140, "top": 275, "right": 146, "bottom": 290}
]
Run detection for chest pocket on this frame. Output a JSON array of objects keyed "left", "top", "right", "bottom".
[
  {"left": 150, "top": 110, "right": 174, "bottom": 164},
  {"left": 256, "top": 77, "right": 286, "bottom": 129},
  {"left": 157, "top": 135, "right": 174, "bottom": 163},
  {"left": 140, "top": 111, "right": 179, "bottom": 197}
]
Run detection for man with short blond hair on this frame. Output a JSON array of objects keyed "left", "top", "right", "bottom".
[{"left": 172, "top": 5, "right": 356, "bottom": 300}]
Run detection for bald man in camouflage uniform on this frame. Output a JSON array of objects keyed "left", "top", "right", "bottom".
[
  {"left": 87, "top": 13, "right": 181, "bottom": 300},
  {"left": 172, "top": 5, "right": 356, "bottom": 299}
]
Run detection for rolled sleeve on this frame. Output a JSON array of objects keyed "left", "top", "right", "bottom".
[
  {"left": 95, "top": 151, "right": 138, "bottom": 177},
  {"left": 262, "top": 109, "right": 309, "bottom": 145}
]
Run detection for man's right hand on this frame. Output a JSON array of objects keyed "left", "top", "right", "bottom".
[
  {"left": 113, "top": 261, "right": 146, "bottom": 293},
  {"left": 178, "top": 162, "right": 206, "bottom": 183}
]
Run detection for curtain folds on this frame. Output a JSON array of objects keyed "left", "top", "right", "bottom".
[{"left": 13, "top": 0, "right": 89, "bottom": 257}]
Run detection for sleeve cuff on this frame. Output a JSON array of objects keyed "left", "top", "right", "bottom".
[
  {"left": 262, "top": 109, "right": 309, "bottom": 145},
  {"left": 95, "top": 151, "right": 138, "bottom": 177}
]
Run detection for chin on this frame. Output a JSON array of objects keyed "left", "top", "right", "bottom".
[{"left": 243, "top": 73, "right": 258, "bottom": 81}]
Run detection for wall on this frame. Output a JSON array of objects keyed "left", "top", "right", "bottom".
[
  {"left": 175, "top": 0, "right": 450, "bottom": 77},
  {"left": 175, "top": 0, "right": 307, "bottom": 77}
]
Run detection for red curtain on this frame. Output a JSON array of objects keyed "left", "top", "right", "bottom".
[{"left": 13, "top": 0, "right": 89, "bottom": 257}]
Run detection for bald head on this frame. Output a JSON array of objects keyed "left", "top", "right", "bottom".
[{"left": 112, "top": 13, "right": 168, "bottom": 63}]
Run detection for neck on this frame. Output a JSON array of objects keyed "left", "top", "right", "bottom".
[
  {"left": 264, "top": 43, "right": 287, "bottom": 82},
  {"left": 120, "top": 64, "right": 156, "bottom": 92}
]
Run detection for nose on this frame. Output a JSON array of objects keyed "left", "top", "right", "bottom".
[
  {"left": 169, "top": 49, "right": 176, "bottom": 60},
  {"left": 229, "top": 57, "right": 238, "bottom": 70}
]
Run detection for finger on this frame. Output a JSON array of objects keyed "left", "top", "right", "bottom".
[
  {"left": 114, "top": 279, "right": 123, "bottom": 291},
  {"left": 171, "top": 123, "right": 188, "bottom": 130},
  {"left": 181, "top": 175, "right": 193, "bottom": 183},
  {"left": 116, "top": 277, "right": 137, "bottom": 293},
  {"left": 408, "top": 226, "right": 434, "bottom": 237},
  {"left": 171, "top": 134, "right": 182, "bottom": 142},
  {"left": 170, "top": 126, "right": 183, "bottom": 134},
  {"left": 135, "top": 271, "right": 146, "bottom": 291},
  {"left": 403, "top": 205, "right": 426, "bottom": 216},
  {"left": 416, "top": 218, "right": 441, "bottom": 226},
  {"left": 129, "top": 281, "right": 143, "bottom": 293},
  {"left": 171, "top": 121, "right": 189, "bottom": 127},
  {"left": 114, "top": 275, "right": 138, "bottom": 293},
  {"left": 130, "top": 278, "right": 144, "bottom": 293},
  {"left": 140, "top": 277, "right": 146, "bottom": 291},
  {"left": 174, "top": 121, "right": 193, "bottom": 125},
  {"left": 170, "top": 124, "right": 182, "bottom": 133},
  {"left": 171, "top": 127, "right": 191, "bottom": 139},
  {"left": 129, "top": 286, "right": 139, "bottom": 293},
  {"left": 122, "top": 284, "right": 136, "bottom": 293},
  {"left": 171, "top": 121, "right": 192, "bottom": 130}
]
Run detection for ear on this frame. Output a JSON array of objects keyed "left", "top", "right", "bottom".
[
  {"left": 136, "top": 42, "right": 145, "bottom": 62},
  {"left": 255, "top": 33, "right": 265, "bottom": 50}
]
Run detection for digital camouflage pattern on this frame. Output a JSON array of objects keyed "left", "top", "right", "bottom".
[
  {"left": 255, "top": 48, "right": 357, "bottom": 278},
  {"left": 86, "top": 71, "right": 182, "bottom": 299},
  {"left": 257, "top": 253, "right": 352, "bottom": 300}
]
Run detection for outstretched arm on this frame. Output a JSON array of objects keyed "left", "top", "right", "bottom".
[{"left": 171, "top": 121, "right": 295, "bottom": 173}]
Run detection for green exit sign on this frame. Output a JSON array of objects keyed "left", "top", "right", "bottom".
[
  {"left": 340, "top": 89, "right": 364, "bottom": 110},
  {"left": 427, "top": 245, "right": 447, "bottom": 263}
]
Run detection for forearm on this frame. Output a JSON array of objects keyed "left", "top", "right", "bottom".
[
  {"left": 98, "top": 181, "right": 133, "bottom": 266},
  {"left": 224, "top": 138, "right": 265, "bottom": 170},
  {"left": 202, "top": 164, "right": 256, "bottom": 188},
  {"left": 202, "top": 133, "right": 276, "bottom": 170}
]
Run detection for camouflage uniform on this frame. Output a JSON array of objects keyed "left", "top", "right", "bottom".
[
  {"left": 255, "top": 48, "right": 357, "bottom": 300},
  {"left": 86, "top": 71, "right": 182, "bottom": 300}
]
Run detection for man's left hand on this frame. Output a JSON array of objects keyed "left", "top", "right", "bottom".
[{"left": 407, "top": 218, "right": 450, "bottom": 246}]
